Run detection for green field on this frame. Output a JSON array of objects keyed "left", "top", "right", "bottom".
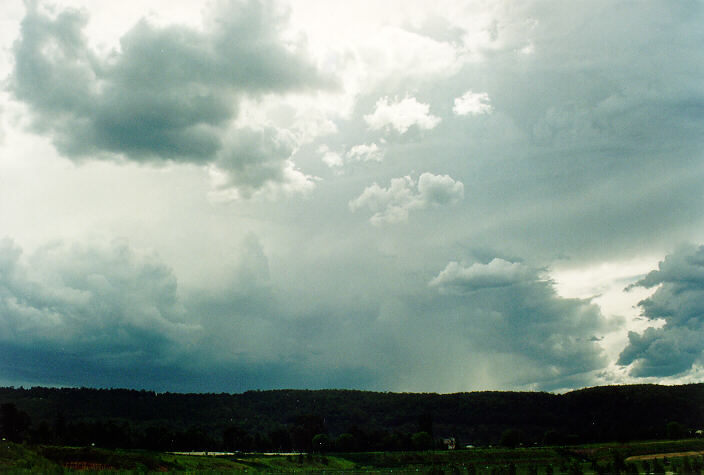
[{"left": 3, "top": 438, "right": 704, "bottom": 473}]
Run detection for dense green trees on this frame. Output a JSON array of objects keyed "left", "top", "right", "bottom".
[
  {"left": 334, "top": 433, "right": 356, "bottom": 451},
  {"left": 311, "top": 433, "right": 329, "bottom": 453},
  {"left": 0, "top": 383, "right": 703, "bottom": 451},
  {"left": 666, "top": 421, "right": 686, "bottom": 439},
  {"left": 411, "top": 431, "right": 432, "bottom": 450},
  {"left": 500, "top": 428, "right": 524, "bottom": 448},
  {"left": 0, "top": 403, "right": 30, "bottom": 442}
]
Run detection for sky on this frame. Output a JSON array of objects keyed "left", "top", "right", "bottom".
[{"left": 0, "top": 0, "right": 703, "bottom": 393}]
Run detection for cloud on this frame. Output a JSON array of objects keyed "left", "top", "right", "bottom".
[
  {"left": 319, "top": 142, "right": 384, "bottom": 170},
  {"left": 364, "top": 95, "right": 441, "bottom": 134},
  {"left": 0, "top": 238, "right": 199, "bottom": 385},
  {"left": 318, "top": 144, "right": 343, "bottom": 168},
  {"left": 209, "top": 126, "right": 315, "bottom": 199},
  {"left": 184, "top": 242, "right": 613, "bottom": 392},
  {"left": 0, "top": 234, "right": 359, "bottom": 391},
  {"left": 0, "top": 234, "right": 612, "bottom": 393},
  {"left": 429, "top": 258, "right": 537, "bottom": 293},
  {"left": 346, "top": 142, "right": 384, "bottom": 162},
  {"left": 365, "top": 25, "right": 463, "bottom": 82},
  {"left": 417, "top": 171, "right": 465, "bottom": 205},
  {"left": 618, "top": 245, "right": 704, "bottom": 377},
  {"left": 428, "top": 257, "right": 612, "bottom": 390},
  {"left": 349, "top": 172, "right": 463, "bottom": 225},
  {"left": 0, "top": 234, "right": 382, "bottom": 391},
  {"left": 9, "top": 0, "right": 327, "bottom": 196},
  {"left": 2, "top": 0, "right": 704, "bottom": 394},
  {"left": 453, "top": 90, "right": 493, "bottom": 116}
]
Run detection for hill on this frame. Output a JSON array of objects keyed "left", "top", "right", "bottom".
[{"left": 1, "top": 384, "right": 702, "bottom": 451}]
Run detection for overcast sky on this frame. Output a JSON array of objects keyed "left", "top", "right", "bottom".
[{"left": 1, "top": 0, "right": 703, "bottom": 393}]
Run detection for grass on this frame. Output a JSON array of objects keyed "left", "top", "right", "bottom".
[
  {"left": 0, "top": 440, "right": 60, "bottom": 473},
  {"left": 2, "top": 438, "right": 704, "bottom": 472}
]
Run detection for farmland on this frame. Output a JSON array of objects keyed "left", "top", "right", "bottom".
[
  {"left": 3, "top": 438, "right": 704, "bottom": 473},
  {"left": 3, "top": 384, "right": 704, "bottom": 472}
]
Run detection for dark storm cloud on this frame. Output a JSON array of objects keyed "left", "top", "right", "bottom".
[
  {"left": 429, "top": 259, "right": 612, "bottom": 390},
  {"left": 9, "top": 0, "right": 327, "bottom": 191},
  {"left": 0, "top": 233, "right": 614, "bottom": 392},
  {"left": 213, "top": 126, "right": 297, "bottom": 197},
  {"left": 0, "top": 235, "right": 380, "bottom": 391},
  {"left": 429, "top": 258, "right": 535, "bottom": 293},
  {"left": 177, "top": 234, "right": 387, "bottom": 390},
  {"left": 0, "top": 238, "right": 198, "bottom": 386},
  {"left": 618, "top": 245, "right": 704, "bottom": 377}
]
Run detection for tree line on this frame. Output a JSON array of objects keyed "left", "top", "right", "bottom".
[{"left": 1, "top": 383, "right": 702, "bottom": 451}]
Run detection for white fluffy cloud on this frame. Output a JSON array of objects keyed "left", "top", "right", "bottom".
[
  {"left": 453, "top": 90, "right": 493, "bottom": 116},
  {"left": 349, "top": 172, "right": 463, "bottom": 225},
  {"left": 319, "top": 144, "right": 344, "bottom": 168},
  {"left": 347, "top": 142, "right": 384, "bottom": 162},
  {"left": 319, "top": 142, "right": 384, "bottom": 169},
  {"left": 364, "top": 96, "right": 441, "bottom": 134}
]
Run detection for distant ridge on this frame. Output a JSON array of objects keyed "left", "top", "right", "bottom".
[{"left": 1, "top": 383, "right": 702, "bottom": 450}]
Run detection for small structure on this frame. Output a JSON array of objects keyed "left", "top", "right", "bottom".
[{"left": 442, "top": 437, "right": 456, "bottom": 450}]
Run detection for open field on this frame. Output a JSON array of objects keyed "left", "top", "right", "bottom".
[
  {"left": 3, "top": 438, "right": 704, "bottom": 473},
  {"left": 626, "top": 450, "right": 704, "bottom": 461}
]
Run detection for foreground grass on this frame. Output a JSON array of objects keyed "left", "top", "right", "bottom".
[
  {"left": 2, "top": 438, "right": 704, "bottom": 473},
  {"left": 1, "top": 443, "right": 355, "bottom": 473},
  {"left": 0, "top": 440, "right": 58, "bottom": 473},
  {"left": 343, "top": 439, "right": 704, "bottom": 473}
]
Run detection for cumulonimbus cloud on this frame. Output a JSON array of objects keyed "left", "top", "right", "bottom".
[
  {"left": 618, "top": 244, "right": 704, "bottom": 377},
  {"left": 0, "top": 238, "right": 199, "bottom": 372},
  {"left": 349, "top": 172, "right": 464, "bottom": 225},
  {"left": 428, "top": 257, "right": 612, "bottom": 390},
  {"left": 0, "top": 235, "right": 615, "bottom": 392}
]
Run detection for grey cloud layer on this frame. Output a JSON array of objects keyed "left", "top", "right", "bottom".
[
  {"left": 0, "top": 236, "right": 380, "bottom": 391},
  {"left": 9, "top": 0, "right": 326, "bottom": 194},
  {"left": 0, "top": 234, "right": 613, "bottom": 392},
  {"left": 428, "top": 259, "right": 611, "bottom": 390},
  {"left": 0, "top": 238, "right": 198, "bottom": 385},
  {"left": 213, "top": 127, "right": 302, "bottom": 197},
  {"left": 618, "top": 245, "right": 704, "bottom": 377},
  {"left": 369, "top": 0, "right": 704, "bottom": 263},
  {"left": 430, "top": 258, "right": 537, "bottom": 293},
  {"left": 3, "top": 0, "right": 704, "bottom": 392}
]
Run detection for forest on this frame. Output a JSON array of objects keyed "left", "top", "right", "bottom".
[{"left": 0, "top": 384, "right": 702, "bottom": 452}]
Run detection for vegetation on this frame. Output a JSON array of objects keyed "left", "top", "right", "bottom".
[
  {"left": 2, "top": 439, "right": 704, "bottom": 473},
  {"left": 0, "top": 383, "right": 703, "bottom": 453}
]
